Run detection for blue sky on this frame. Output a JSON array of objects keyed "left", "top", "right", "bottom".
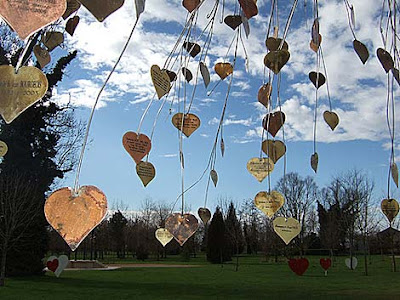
[{"left": 48, "top": 0, "right": 399, "bottom": 211}]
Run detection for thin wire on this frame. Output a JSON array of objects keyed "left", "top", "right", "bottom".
[{"left": 320, "top": 47, "right": 332, "bottom": 111}]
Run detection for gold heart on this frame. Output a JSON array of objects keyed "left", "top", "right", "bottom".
[
  {"left": 45, "top": 186, "right": 107, "bottom": 251},
  {"left": 258, "top": 83, "right": 272, "bottom": 108},
  {"left": 136, "top": 161, "right": 155, "bottom": 187},
  {"left": 254, "top": 191, "right": 284, "bottom": 218},
  {"left": 122, "top": 132, "right": 151, "bottom": 164},
  {"left": 238, "top": 0, "right": 258, "bottom": 19},
  {"left": 182, "top": 0, "right": 200, "bottom": 12},
  {"left": 215, "top": 62, "right": 233, "bottom": 80},
  {"left": 261, "top": 140, "right": 286, "bottom": 163},
  {"left": 0, "top": 65, "right": 48, "bottom": 124},
  {"left": 353, "top": 40, "right": 369, "bottom": 64},
  {"left": 33, "top": 45, "right": 51, "bottom": 69},
  {"left": 381, "top": 199, "right": 399, "bottom": 223},
  {"left": 165, "top": 213, "right": 199, "bottom": 246},
  {"left": 224, "top": 15, "right": 243, "bottom": 30},
  {"left": 323, "top": 111, "right": 339, "bottom": 131},
  {"left": 42, "top": 32, "right": 64, "bottom": 51},
  {"left": 273, "top": 217, "right": 301, "bottom": 245},
  {"left": 247, "top": 157, "right": 274, "bottom": 182},
  {"left": 264, "top": 50, "right": 290, "bottom": 74},
  {"left": 151, "top": 65, "right": 171, "bottom": 99},
  {"left": 63, "top": 0, "right": 81, "bottom": 19},
  {"left": 198, "top": 207, "right": 211, "bottom": 224},
  {"left": 155, "top": 228, "right": 173, "bottom": 247},
  {"left": 0, "top": 0, "right": 66, "bottom": 39},
  {"left": 172, "top": 113, "right": 200, "bottom": 137},
  {"left": 66, "top": 16, "right": 80, "bottom": 36},
  {"left": 0, "top": 140, "right": 8, "bottom": 157},
  {"left": 262, "top": 111, "right": 285, "bottom": 137},
  {"left": 265, "top": 37, "right": 288, "bottom": 52},
  {"left": 79, "top": 0, "right": 124, "bottom": 22}
]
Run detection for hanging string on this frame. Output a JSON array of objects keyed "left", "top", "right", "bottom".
[{"left": 320, "top": 47, "right": 332, "bottom": 111}]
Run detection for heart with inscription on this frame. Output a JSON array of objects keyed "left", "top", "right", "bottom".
[
  {"left": 79, "top": 0, "right": 124, "bottom": 22},
  {"left": 165, "top": 213, "right": 199, "bottom": 246},
  {"left": 262, "top": 111, "right": 285, "bottom": 137},
  {"left": 273, "top": 217, "right": 301, "bottom": 245},
  {"left": 254, "top": 191, "right": 284, "bottom": 218},
  {"left": 323, "top": 111, "right": 339, "bottom": 131},
  {"left": 262, "top": 140, "right": 286, "bottom": 163},
  {"left": 0, "top": 66, "right": 48, "bottom": 124},
  {"left": 381, "top": 198, "right": 399, "bottom": 223},
  {"left": 258, "top": 83, "right": 272, "bottom": 108},
  {"left": 45, "top": 186, "right": 108, "bottom": 251},
  {"left": 33, "top": 45, "right": 51, "bottom": 69},
  {"left": 151, "top": 65, "right": 171, "bottom": 99},
  {"left": 136, "top": 161, "right": 155, "bottom": 187},
  {"left": 215, "top": 63, "right": 233, "bottom": 80},
  {"left": 264, "top": 50, "right": 290, "bottom": 74},
  {"left": 288, "top": 258, "right": 309, "bottom": 276},
  {"left": 155, "top": 228, "right": 173, "bottom": 247},
  {"left": 171, "top": 113, "right": 200, "bottom": 137},
  {"left": 198, "top": 207, "right": 211, "bottom": 224},
  {"left": 247, "top": 158, "right": 274, "bottom": 182},
  {"left": 123, "top": 132, "right": 151, "bottom": 164},
  {"left": 0, "top": 0, "right": 66, "bottom": 39}
]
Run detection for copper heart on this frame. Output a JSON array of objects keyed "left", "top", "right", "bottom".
[
  {"left": 238, "top": 0, "right": 258, "bottom": 19},
  {"left": 63, "top": 0, "right": 81, "bottom": 19},
  {"left": 381, "top": 198, "right": 399, "bottom": 223},
  {"left": 122, "top": 132, "right": 151, "bottom": 164},
  {"left": 0, "top": 66, "right": 48, "bottom": 124},
  {"left": 181, "top": 67, "right": 193, "bottom": 82},
  {"left": 309, "top": 71, "right": 325, "bottom": 89},
  {"left": 0, "top": 0, "right": 66, "bottom": 39},
  {"left": 311, "top": 152, "right": 318, "bottom": 173},
  {"left": 264, "top": 50, "right": 290, "bottom": 74},
  {"left": 258, "top": 83, "right": 272, "bottom": 108},
  {"left": 247, "top": 157, "right": 274, "bottom": 182},
  {"left": 262, "top": 140, "right": 286, "bottom": 163},
  {"left": 183, "top": 42, "right": 200, "bottom": 58},
  {"left": 262, "top": 111, "right": 285, "bottom": 137},
  {"left": 136, "top": 161, "right": 155, "bottom": 187},
  {"left": 45, "top": 186, "right": 107, "bottom": 251},
  {"left": 33, "top": 45, "right": 51, "bottom": 69},
  {"left": 79, "top": 0, "right": 124, "bottom": 22},
  {"left": 310, "top": 34, "right": 322, "bottom": 52},
  {"left": 215, "top": 62, "right": 233, "bottom": 80},
  {"left": 182, "top": 0, "right": 200, "bottom": 12},
  {"left": 254, "top": 191, "right": 284, "bottom": 218},
  {"left": 151, "top": 65, "right": 171, "bottom": 99},
  {"left": 377, "top": 48, "right": 394, "bottom": 73},
  {"left": 42, "top": 32, "right": 64, "bottom": 51},
  {"left": 353, "top": 40, "right": 369, "bottom": 64},
  {"left": 198, "top": 207, "right": 211, "bottom": 224},
  {"left": 66, "top": 16, "right": 79, "bottom": 36},
  {"left": 266, "top": 37, "right": 288, "bottom": 51},
  {"left": 323, "top": 111, "right": 339, "bottom": 131},
  {"left": 224, "top": 15, "right": 242, "bottom": 30},
  {"left": 165, "top": 213, "right": 199, "bottom": 246},
  {"left": 171, "top": 113, "right": 200, "bottom": 137},
  {"left": 311, "top": 18, "right": 319, "bottom": 45}
]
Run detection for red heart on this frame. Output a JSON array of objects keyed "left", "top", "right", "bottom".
[
  {"left": 320, "top": 258, "right": 331, "bottom": 271},
  {"left": 288, "top": 258, "right": 309, "bottom": 276},
  {"left": 47, "top": 259, "right": 59, "bottom": 272}
]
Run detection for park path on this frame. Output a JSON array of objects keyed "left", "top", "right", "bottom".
[{"left": 108, "top": 264, "right": 201, "bottom": 268}]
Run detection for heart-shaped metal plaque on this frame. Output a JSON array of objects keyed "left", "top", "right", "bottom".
[
  {"left": 33, "top": 45, "right": 51, "bottom": 69},
  {"left": 155, "top": 228, "right": 173, "bottom": 247},
  {"left": 262, "top": 140, "right": 286, "bottom": 163},
  {"left": 381, "top": 198, "right": 399, "bottom": 223},
  {"left": 0, "top": 0, "right": 66, "bottom": 39},
  {"left": 79, "top": 0, "right": 124, "bottom": 22},
  {"left": 224, "top": 15, "right": 242, "bottom": 30},
  {"left": 377, "top": 48, "right": 394, "bottom": 73},
  {"left": 323, "top": 111, "right": 339, "bottom": 131},
  {"left": 151, "top": 65, "right": 171, "bottom": 99},
  {"left": 238, "top": 0, "right": 258, "bottom": 19},
  {"left": 215, "top": 62, "right": 233, "bottom": 80},
  {"left": 172, "top": 113, "right": 200, "bottom": 137},
  {"left": 273, "top": 217, "right": 301, "bottom": 245},
  {"left": 165, "top": 213, "right": 199, "bottom": 246},
  {"left": 136, "top": 161, "right": 155, "bottom": 187},
  {"left": 0, "top": 141, "right": 8, "bottom": 157},
  {"left": 183, "top": 42, "right": 200, "bottom": 57},
  {"left": 45, "top": 186, "right": 107, "bottom": 251},
  {"left": 182, "top": 0, "right": 200, "bottom": 12},
  {"left": 198, "top": 207, "right": 211, "bottom": 224},
  {"left": 247, "top": 157, "right": 274, "bottom": 182},
  {"left": 262, "top": 111, "right": 285, "bottom": 137},
  {"left": 122, "top": 132, "right": 151, "bottom": 164},
  {"left": 258, "top": 83, "right": 272, "bottom": 108},
  {"left": 0, "top": 65, "right": 48, "bottom": 124},
  {"left": 266, "top": 37, "right": 288, "bottom": 51},
  {"left": 264, "top": 50, "right": 290, "bottom": 74},
  {"left": 254, "top": 191, "right": 284, "bottom": 218}
]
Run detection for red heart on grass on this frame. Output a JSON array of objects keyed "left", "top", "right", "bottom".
[
  {"left": 288, "top": 258, "right": 309, "bottom": 276},
  {"left": 47, "top": 259, "right": 59, "bottom": 272},
  {"left": 320, "top": 258, "right": 331, "bottom": 271}
]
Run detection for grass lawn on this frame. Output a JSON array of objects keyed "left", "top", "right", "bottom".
[{"left": 1, "top": 255, "right": 399, "bottom": 299}]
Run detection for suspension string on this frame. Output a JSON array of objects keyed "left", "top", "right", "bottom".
[
  {"left": 320, "top": 47, "right": 332, "bottom": 111},
  {"left": 279, "top": 0, "right": 299, "bottom": 50}
]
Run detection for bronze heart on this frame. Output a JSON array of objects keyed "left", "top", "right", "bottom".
[
  {"left": 215, "top": 62, "right": 233, "bottom": 80},
  {"left": 311, "top": 152, "right": 318, "bottom": 173},
  {"left": 172, "top": 113, "right": 200, "bottom": 137},
  {"left": 42, "top": 32, "right": 64, "bottom": 51},
  {"left": 266, "top": 37, "right": 288, "bottom": 51},
  {"left": 122, "top": 132, "right": 151, "bottom": 164},
  {"left": 183, "top": 42, "right": 200, "bottom": 58},
  {"left": 45, "top": 186, "right": 107, "bottom": 251},
  {"left": 165, "top": 213, "right": 199, "bottom": 246},
  {"left": 224, "top": 15, "right": 243, "bottom": 30},
  {"left": 0, "top": 0, "right": 66, "bottom": 39},
  {"left": 258, "top": 83, "right": 272, "bottom": 108},
  {"left": 63, "top": 0, "right": 81, "bottom": 19},
  {"left": 309, "top": 34, "right": 322, "bottom": 52},
  {"left": 262, "top": 111, "right": 285, "bottom": 137},
  {"left": 198, "top": 207, "right": 211, "bottom": 224},
  {"left": 262, "top": 140, "right": 286, "bottom": 163},
  {"left": 181, "top": 67, "right": 193, "bottom": 82},
  {"left": 182, "top": 0, "right": 200, "bottom": 12},
  {"left": 254, "top": 191, "right": 284, "bottom": 218},
  {"left": 66, "top": 16, "right": 80, "bottom": 36},
  {"left": 353, "top": 40, "right": 369, "bottom": 64},
  {"left": 323, "top": 111, "right": 339, "bottom": 131},
  {"left": 377, "top": 48, "right": 394, "bottom": 73},
  {"left": 79, "top": 0, "right": 124, "bottom": 22},
  {"left": 33, "top": 45, "right": 51, "bottom": 69},
  {"left": 0, "top": 141, "right": 8, "bottom": 157},
  {"left": 151, "top": 65, "right": 171, "bottom": 99},
  {"left": 381, "top": 199, "right": 399, "bottom": 223},
  {"left": 309, "top": 71, "right": 326, "bottom": 89},
  {"left": 163, "top": 69, "right": 177, "bottom": 82},
  {"left": 238, "top": 0, "right": 258, "bottom": 19},
  {"left": 264, "top": 50, "right": 290, "bottom": 74},
  {"left": 0, "top": 66, "right": 48, "bottom": 124},
  {"left": 136, "top": 161, "right": 155, "bottom": 187}
]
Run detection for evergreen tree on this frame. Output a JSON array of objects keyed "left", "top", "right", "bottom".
[
  {"left": 109, "top": 210, "right": 128, "bottom": 258},
  {"left": 225, "top": 202, "right": 244, "bottom": 255},
  {"left": 206, "top": 207, "right": 231, "bottom": 263}
]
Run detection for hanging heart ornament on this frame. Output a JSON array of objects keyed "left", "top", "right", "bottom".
[
  {"left": 45, "top": 186, "right": 108, "bottom": 251},
  {"left": 273, "top": 217, "right": 301, "bottom": 245},
  {"left": 323, "top": 111, "right": 339, "bottom": 131},
  {"left": 381, "top": 198, "right": 399, "bottom": 223},
  {"left": 254, "top": 191, "right": 284, "bottom": 218},
  {"left": 262, "top": 111, "right": 285, "bottom": 137},
  {"left": 247, "top": 158, "right": 274, "bottom": 182},
  {"left": 33, "top": 45, "right": 51, "bottom": 69},
  {"left": 0, "top": 141, "right": 8, "bottom": 157},
  {"left": 182, "top": 0, "right": 200, "bottom": 12},
  {"left": 151, "top": 65, "right": 171, "bottom": 99},
  {"left": 262, "top": 140, "right": 286, "bottom": 163},
  {"left": 79, "top": 0, "right": 124, "bottom": 22},
  {"left": 155, "top": 228, "right": 173, "bottom": 247},
  {"left": 0, "top": 0, "right": 66, "bottom": 39},
  {"left": 0, "top": 65, "right": 48, "bottom": 124},
  {"left": 172, "top": 113, "right": 200, "bottom": 137},
  {"left": 258, "top": 83, "right": 272, "bottom": 108},
  {"left": 288, "top": 258, "right": 309, "bottom": 276},
  {"left": 215, "top": 63, "right": 233, "bottom": 80},
  {"left": 136, "top": 161, "right": 155, "bottom": 187},
  {"left": 47, "top": 255, "right": 69, "bottom": 277},
  {"left": 123, "top": 132, "right": 151, "bottom": 164},
  {"left": 198, "top": 207, "right": 211, "bottom": 224},
  {"left": 224, "top": 15, "right": 243, "bottom": 30},
  {"left": 165, "top": 213, "right": 199, "bottom": 246},
  {"left": 264, "top": 50, "right": 290, "bottom": 74}
]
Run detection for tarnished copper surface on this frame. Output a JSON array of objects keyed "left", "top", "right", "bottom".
[
  {"left": 247, "top": 157, "right": 274, "bottom": 183},
  {"left": 79, "top": 0, "right": 124, "bottom": 22},
  {"left": 136, "top": 161, "right": 155, "bottom": 187},
  {"left": 254, "top": 191, "right": 283, "bottom": 218},
  {"left": 262, "top": 140, "right": 286, "bottom": 164},
  {"left": 381, "top": 199, "right": 399, "bottom": 223},
  {"left": 309, "top": 71, "right": 326, "bottom": 89},
  {"left": 66, "top": 16, "right": 80, "bottom": 36},
  {"left": 198, "top": 207, "right": 211, "bottom": 224},
  {"left": 199, "top": 62, "right": 210, "bottom": 87},
  {"left": 264, "top": 49, "right": 290, "bottom": 74},
  {"left": 353, "top": 40, "right": 369, "bottom": 64},
  {"left": 45, "top": 186, "right": 107, "bottom": 251},
  {"left": 123, "top": 132, "right": 151, "bottom": 164},
  {"left": 273, "top": 217, "right": 301, "bottom": 245},
  {"left": 33, "top": 45, "right": 51, "bottom": 69},
  {"left": 63, "top": 0, "right": 81, "bottom": 19},
  {"left": 238, "top": 0, "right": 258, "bottom": 19},
  {"left": 214, "top": 62, "right": 233, "bottom": 80},
  {"left": 262, "top": 111, "right": 285, "bottom": 137},
  {"left": 258, "top": 83, "right": 272, "bottom": 108},
  {"left": 224, "top": 15, "right": 242, "bottom": 30},
  {"left": 0, "top": 65, "right": 48, "bottom": 124},
  {"left": 182, "top": 0, "right": 200, "bottom": 13},
  {"left": 265, "top": 37, "right": 288, "bottom": 52},
  {"left": 42, "top": 31, "right": 64, "bottom": 51},
  {"left": 183, "top": 42, "right": 200, "bottom": 58},
  {"left": 310, "top": 152, "right": 318, "bottom": 173},
  {"left": 0, "top": 0, "right": 66, "bottom": 40},
  {"left": 165, "top": 213, "right": 199, "bottom": 246},
  {"left": 172, "top": 113, "right": 200, "bottom": 137},
  {"left": 155, "top": 228, "right": 173, "bottom": 247}
]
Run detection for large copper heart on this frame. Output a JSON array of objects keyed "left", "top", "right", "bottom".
[
  {"left": 0, "top": 66, "right": 48, "bottom": 124},
  {"left": 45, "top": 186, "right": 107, "bottom": 251},
  {"left": 254, "top": 191, "right": 284, "bottom": 218},
  {"left": 247, "top": 157, "right": 274, "bottom": 182},
  {"left": 0, "top": 0, "right": 66, "bottom": 39},
  {"left": 79, "top": 0, "right": 124, "bottom": 22},
  {"left": 262, "top": 111, "right": 285, "bottom": 137},
  {"left": 151, "top": 65, "right": 171, "bottom": 99},
  {"left": 171, "top": 113, "right": 200, "bottom": 137},
  {"left": 273, "top": 217, "right": 301, "bottom": 245},
  {"left": 155, "top": 228, "right": 173, "bottom": 247},
  {"left": 165, "top": 213, "right": 199, "bottom": 246},
  {"left": 122, "top": 132, "right": 151, "bottom": 164},
  {"left": 381, "top": 198, "right": 399, "bottom": 223},
  {"left": 238, "top": 0, "right": 258, "bottom": 19},
  {"left": 264, "top": 50, "right": 290, "bottom": 74},
  {"left": 215, "top": 63, "right": 233, "bottom": 80},
  {"left": 262, "top": 140, "right": 286, "bottom": 163}
]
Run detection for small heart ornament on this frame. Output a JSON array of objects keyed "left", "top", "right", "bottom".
[
  {"left": 238, "top": 0, "right": 258, "bottom": 19},
  {"left": 254, "top": 191, "right": 284, "bottom": 218},
  {"left": 151, "top": 65, "right": 171, "bottom": 99},
  {"left": 0, "top": 0, "right": 66, "bottom": 39},
  {"left": 288, "top": 258, "right": 309, "bottom": 276},
  {"left": 183, "top": 42, "right": 200, "bottom": 58},
  {"left": 309, "top": 71, "right": 325, "bottom": 89},
  {"left": 220, "top": 138, "right": 225, "bottom": 157},
  {"left": 262, "top": 140, "right": 286, "bottom": 163},
  {"left": 266, "top": 37, "right": 288, "bottom": 51},
  {"left": 262, "top": 111, "right": 285, "bottom": 137},
  {"left": 210, "top": 169, "right": 218, "bottom": 187},
  {"left": 155, "top": 228, "right": 173, "bottom": 247},
  {"left": 323, "top": 111, "right": 339, "bottom": 131},
  {"left": 381, "top": 198, "right": 399, "bottom": 223},
  {"left": 181, "top": 67, "right": 193, "bottom": 82},
  {"left": 345, "top": 257, "right": 358, "bottom": 270},
  {"left": 247, "top": 157, "right": 274, "bottom": 182},
  {"left": 45, "top": 186, "right": 107, "bottom": 251},
  {"left": 66, "top": 16, "right": 80, "bottom": 36},
  {"left": 310, "top": 34, "right": 322, "bottom": 52},
  {"left": 0, "top": 65, "right": 48, "bottom": 124},
  {"left": 199, "top": 62, "right": 210, "bottom": 88},
  {"left": 224, "top": 15, "right": 242, "bottom": 30},
  {"left": 377, "top": 48, "right": 394, "bottom": 73},
  {"left": 164, "top": 69, "right": 177, "bottom": 82},
  {"left": 122, "top": 132, "right": 151, "bottom": 164},
  {"left": 63, "top": 0, "right": 81, "bottom": 19},
  {"left": 165, "top": 213, "right": 199, "bottom": 246},
  {"left": 273, "top": 217, "right": 301, "bottom": 245},
  {"left": 46, "top": 258, "right": 58, "bottom": 272},
  {"left": 264, "top": 50, "right": 290, "bottom": 74},
  {"left": 33, "top": 45, "right": 51, "bottom": 69},
  {"left": 47, "top": 255, "right": 69, "bottom": 277},
  {"left": 0, "top": 141, "right": 8, "bottom": 157},
  {"left": 182, "top": 0, "right": 200, "bottom": 12},
  {"left": 258, "top": 83, "right": 272, "bottom": 108},
  {"left": 215, "top": 63, "right": 233, "bottom": 80},
  {"left": 311, "top": 152, "right": 318, "bottom": 173},
  {"left": 136, "top": 161, "right": 155, "bottom": 187},
  {"left": 79, "top": 0, "right": 124, "bottom": 22},
  {"left": 171, "top": 113, "right": 200, "bottom": 137},
  {"left": 320, "top": 258, "right": 332, "bottom": 271},
  {"left": 42, "top": 32, "right": 64, "bottom": 51},
  {"left": 353, "top": 40, "right": 369, "bottom": 64},
  {"left": 198, "top": 207, "right": 211, "bottom": 224},
  {"left": 391, "top": 163, "right": 399, "bottom": 187}
]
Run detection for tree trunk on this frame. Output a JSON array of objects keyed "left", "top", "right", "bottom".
[
  {"left": 0, "top": 240, "right": 8, "bottom": 287},
  {"left": 363, "top": 235, "right": 368, "bottom": 276}
]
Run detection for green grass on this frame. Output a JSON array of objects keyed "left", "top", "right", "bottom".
[{"left": 1, "top": 255, "right": 399, "bottom": 299}]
